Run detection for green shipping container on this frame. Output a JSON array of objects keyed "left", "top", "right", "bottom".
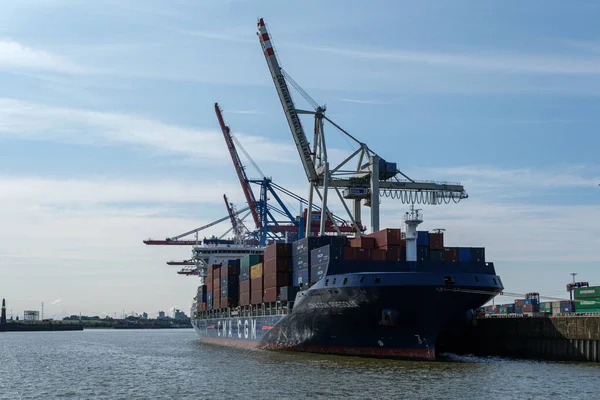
[
  {"left": 575, "top": 308, "right": 600, "bottom": 313},
  {"left": 576, "top": 298, "right": 600, "bottom": 310},
  {"left": 241, "top": 254, "right": 263, "bottom": 269},
  {"left": 574, "top": 286, "right": 600, "bottom": 299}
]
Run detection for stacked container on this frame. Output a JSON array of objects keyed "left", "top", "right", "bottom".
[
  {"left": 206, "top": 267, "right": 214, "bottom": 310},
  {"left": 292, "top": 236, "right": 345, "bottom": 289},
  {"left": 366, "top": 228, "right": 405, "bottom": 261},
  {"left": 263, "top": 242, "right": 292, "bottom": 302},
  {"left": 575, "top": 286, "right": 600, "bottom": 313},
  {"left": 220, "top": 260, "right": 240, "bottom": 308},
  {"left": 250, "top": 261, "right": 264, "bottom": 305},
  {"left": 212, "top": 264, "right": 221, "bottom": 310},
  {"left": 239, "top": 254, "right": 262, "bottom": 306},
  {"left": 196, "top": 285, "right": 207, "bottom": 312},
  {"left": 310, "top": 242, "right": 346, "bottom": 284}
]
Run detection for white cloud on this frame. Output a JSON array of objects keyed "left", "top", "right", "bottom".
[
  {"left": 0, "top": 98, "right": 297, "bottom": 165},
  {"left": 298, "top": 44, "right": 600, "bottom": 76},
  {"left": 50, "top": 299, "right": 61, "bottom": 305},
  {"left": 0, "top": 40, "right": 90, "bottom": 74},
  {"left": 337, "top": 98, "right": 388, "bottom": 105}
]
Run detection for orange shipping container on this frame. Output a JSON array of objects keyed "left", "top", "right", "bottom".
[
  {"left": 367, "top": 228, "right": 402, "bottom": 248},
  {"left": 251, "top": 276, "right": 263, "bottom": 291},
  {"left": 250, "top": 263, "right": 263, "bottom": 279},
  {"left": 349, "top": 237, "right": 376, "bottom": 249},
  {"left": 386, "top": 247, "right": 403, "bottom": 261}
]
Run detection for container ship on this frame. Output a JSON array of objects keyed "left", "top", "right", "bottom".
[{"left": 191, "top": 208, "right": 503, "bottom": 360}]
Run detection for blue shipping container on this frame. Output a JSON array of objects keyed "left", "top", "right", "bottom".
[
  {"left": 311, "top": 261, "right": 329, "bottom": 284},
  {"left": 429, "top": 249, "right": 443, "bottom": 262},
  {"left": 417, "top": 245, "right": 429, "bottom": 262},
  {"left": 240, "top": 265, "right": 250, "bottom": 281},
  {"left": 514, "top": 306, "right": 523, "bottom": 313},
  {"left": 523, "top": 299, "right": 539, "bottom": 305},
  {"left": 458, "top": 247, "right": 471, "bottom": 262},
  {"left": 417, "top": 231, "right": 429, "bottom": 246},
  {"left": 294, "top": 268, "right": 310, "bottom": 287},
  {"left": 207, "top": 292, "right": 213, "bottom": 310},
  {"left": 470, "top": 247, "right": 485, "bottom": 262},
  {"left": 311, "top": 244, "right": 344, "bottom": 266}
]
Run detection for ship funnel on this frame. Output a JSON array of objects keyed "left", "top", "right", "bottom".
[{"left": 403, "top": 205, "right": 423, "bottom": 262}]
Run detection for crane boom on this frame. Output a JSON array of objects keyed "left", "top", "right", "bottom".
[
  {"left": 257, "top": 18, "right": 318, "bottom": 182},
  {"left": 223, "top": 194, "right": 237, "bottom": 230},
  {"left": 214, "top": 103, "right": 262, "bottom": 229}
]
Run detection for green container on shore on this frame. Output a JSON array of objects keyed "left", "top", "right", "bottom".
[
  {"left": 574, "top": 286, "right": 600, "bottom": 299},
  {"left": 575, "top": 298, "right": 600, "bottom": 311}
]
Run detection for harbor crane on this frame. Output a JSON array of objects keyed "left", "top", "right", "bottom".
[{"left": 257, "top": 18, "right": 468, "bottom": 237}]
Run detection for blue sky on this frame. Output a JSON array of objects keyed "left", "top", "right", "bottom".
[{"left": 0, "top": 1, "right": 599, "bottom": 317}]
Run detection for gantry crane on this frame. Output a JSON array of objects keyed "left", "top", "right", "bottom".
[
  {"left": 215, "top": 103, "right": 360, "bottom": 245},
  {"left": 257, "top": 18, "right": 468, "bottom": 236}
]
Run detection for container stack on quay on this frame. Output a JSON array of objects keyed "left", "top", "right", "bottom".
[
  {"left": 194, "top": 229, "right": 489, "bottom": 311},
  {"left": 479, "top": 298, "right": 577, "bottom": 318},
  {"left": 574, "top": 287, "right": 600, "bottom": 313}
]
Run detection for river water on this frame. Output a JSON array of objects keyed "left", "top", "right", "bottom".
[{"left": 0, "top": 329, "right": 598, "bottom": 399}]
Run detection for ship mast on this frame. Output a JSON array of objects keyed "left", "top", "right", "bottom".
[{"left": 403, "top": 205, "right": 423, "bottom": 262}]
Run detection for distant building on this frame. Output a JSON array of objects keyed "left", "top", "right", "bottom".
[
  {"left": 173, "top": 309, "right": 187, "bottom": 321},
  {"left": 157, "top": 311, "right": 166, "bottom": 319},
  {"left": 24, "top": 310, "right": 40, "bottom": 321},
  {"left": 141, "top": 312, "right": 148, "bottom": 320}
]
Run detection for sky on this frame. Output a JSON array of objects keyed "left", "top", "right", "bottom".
[{"left": 0, "top": 0, "right": 599, "bottom": 318}]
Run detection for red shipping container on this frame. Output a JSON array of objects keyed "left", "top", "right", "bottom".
[
  {"left": 251, "top": 276, "right": 263, "bottom": 291},
  {"left": 443, "top": 247, "right": 458, "bottom": 262},
  {"left": 264, "top": 258, "right": 291, "bottom": 275},
  {"left": 386, "top": 247, "right": 403, "bottom": 261},
  {"left": 213, "top": 277, "right": 221, "bottom": 288},
  {"left": 213, "top": 296, "right": 221, "bottom": 308},
  {"left": 212, "top": 267, "right": 221, "bottom": 281},
  {"left": 343, "top": 247, "right": 357, "bottom": 260},
  {"left": 250, "top": 290, "right": 262, "bottom": 305},
  {"left": 240, "top": 280, "right": 250, "bottom": 294},
  {"left": 429, "top": 233, "right": 444, "bottom": 250},
  {"left": 263, "top": 287, "right": 278, "bottom": 303},
  {"left": 371, "top": 249, "right": 387, "bottom": 261},
  {"left": 515, "top": 299, "right": 524, "bottom": 306},
  {"left": 210, "top": 264, "right": 221, "bottom": 274},
  {"left": 264, "top": 242, "right": 292, "bottom": 261},
  {"left": 240, "top": 292, "right": 250, "bottom": 306},
  {"left": 349, "top": 237, "right": 376, "bottom": 249},
  {"left": 264, "top": 272, "right": 290, "bottom": 288},
  {"left": 343, "top": 247, "right": 372, "bottom": 260},
  {"left": 377, "top": 241, "right": 406, "bottom": 251},
  {"left": 367, "top": 228, "right": 402, "bottom": 248}
]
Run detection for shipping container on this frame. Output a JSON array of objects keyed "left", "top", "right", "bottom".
[
  {"left": 576, "top": 298, "right": 600, "bottom": 310},
  {"left": 470, "top": 247, "right": 485, "bottom": 262},
  {"left": 429, "top": 249, "right": 443, "bottom": 263},
  {"left": 241, "top": 254, "right": 263, "bottom": 270},
  {"left": 349, "top": 236, "right": 376, "bottom": 249},
  {"left": 458, "top": 247, "right": 471, "bottom": 263},
  {"left": 574, "top": 286, "right": 600, "bottom": 299},
  {"left": 263, "top": 287, "right": 278, "bottom": 303},
  {"left": 220, "top": 297, "right": 238, "bottom": 309},
  {"left": 213, "top": 277, "right": 221, "bottom": 289},
  {"left": 240, "top": 292, "right": 250, "bottom": 306},
  {"left": 221, "top": 264, "right": 239, "bottom": 277},
  {"left": 264, "top": 272, "right": 291, "bottom": 288},
  {"left": 523, "top": 299, "right": 539, "bottom": 305},
  {"left": 429, "top": 232, "right": 444, "bottom": 250},
  {"left": 417, "top": 231, "right": 430, "bottom": 246},
  {"left": 240, "top": 279, "right": 250, "bottom": 294},
  {"left": 386, "top": 246, "right": 405, "bottom": 261},
  {"left": 292, "top": 236, "right": 347, "bottom": 257},
  {"left": 366, "top": 228, "right": 402, "bottom": 248},
  {"left": 371, "top": 249, "right": 387, "bottom": 261},
  {"left": 310, "top": 262, "right": 328, "bottom": 283},
  {"left": 207, "top": 292, "right": 213, "bottom": 310},
  {"left": 522, "top": 304, "right": 540, "bottom": 312},
  {"left": 251, "top": 276, "right": 263, "bottom": 292},
  {"left": 280, "top": 286, "right": 299, "bottom": 302},
  {"left": 310, "top": 244, "right": 344, "bottom": 266},
  {"left": 264, "top": 257, "right": 291, "bottom": 275},
  {"left": 514, "top": 306, "right": 523, "bottom": 314},
  {"left": 343, "top": 247, "right": 372, "bottom": 261},
  {"left": 294, "top": 268, "right": 310, "bottom": 287},
  {"left": 292, "top": 253, "right": 310, "bottom": 271},
  {"left": 264, "top": 242, "right": 292, "bottom": 261},
  {"left": 210, "top": 264, "right": 221, "bottom": 274},
  {"left": 250, "top": 263, "right": 263, "bottom": 279},
  {"left": 443, "top": 247, "right": 458, "bottom": 262},
  {"left": 417, "top": 245, "right": 429, "bottom": 262},
  {"left": 220, "top": 275, "right": 239, "bottom": 298},
  {"left": 212, "top": 267, "right": 221, "bottom": 281},
  {"left": 240, "top": 265, "right": 250, "bottom": 281},
  {"left": 250, "top": 290, "right": 262, "bottom": 305}
]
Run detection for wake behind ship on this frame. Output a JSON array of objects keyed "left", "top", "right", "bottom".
[{"left": 191, "top": 208, "right": 503, "bottom": 360}]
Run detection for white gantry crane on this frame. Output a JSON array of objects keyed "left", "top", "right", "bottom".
[{"left": 257, "top": 18, "right": 468, "bottom": 236}]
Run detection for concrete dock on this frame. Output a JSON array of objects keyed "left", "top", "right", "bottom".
[{"left": 438, "top": 316, "right": 600, "bottom": 362}]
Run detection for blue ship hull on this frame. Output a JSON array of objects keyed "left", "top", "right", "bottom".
[{"left": 192, "top": 262, "right": 503, "bottom": 360}]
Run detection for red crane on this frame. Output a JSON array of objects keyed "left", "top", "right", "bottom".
[{"left": 215, "top": 103, "right": 262, "bottom": 231}]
